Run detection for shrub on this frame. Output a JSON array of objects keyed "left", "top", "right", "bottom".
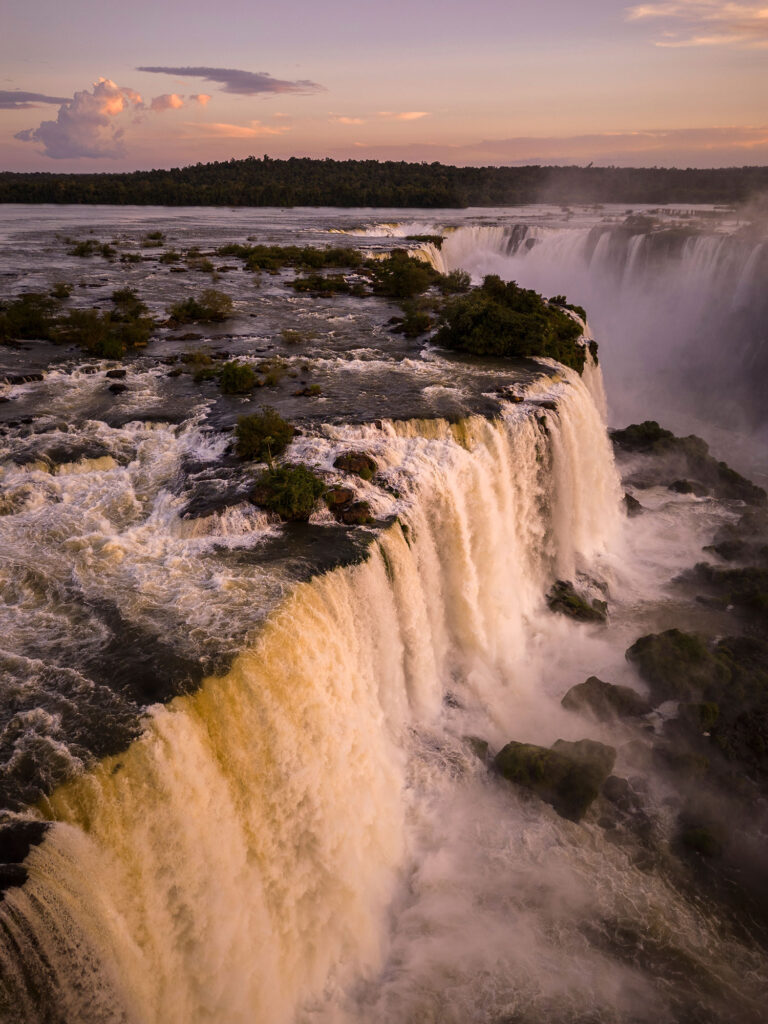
[
  {"left": 369, "top": 250, "right": 440, "bottom": 299},
  {"left": 434, "top": 275, "right": 587, "bottom": 372},
  {"left": 0, "top": 293, "right": 57, "bottom": 342},
  {"left": 50, "top": 282, "right": 73, "bottom": 300},
  {"left": 169, "top": 289, "right": 233, "bottom": 323},
  {"left": 220, "top": 361, "right": 257, "bottom": 394},
  {"left": 250, "top": 464, "right": 326, "bottom": 520},
  {"left": 437, "top": 269, "right": 471, "bottom": 295},
  {"left": 235, "top": 407, "right": 294, "bottom": 461},
  {"left": 111, "top": 288, "right": 149, "bottom": 320}
]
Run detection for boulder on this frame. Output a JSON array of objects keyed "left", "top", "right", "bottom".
[
  {"left": 624, "top": 492, "right": 644, "bottom": 516},
  {"left": 495, "top": 738, "right": 615, "bottom": 822},
  {"left": 0, "top": 820, "right": 50, "bottom": 894},
  {"left": 333, "top": 451, "right": 378, "bottom": 480},
  {"left": 626, "top": 629, "right": 730, "bottom": 704},
  {"left": 547, "top": 580, "right": 607, "bottom": 623},
  {"left": 561, "top": 676, "right": 651, "bottom": 721},
  {"left": 339, "top": 500, "right": 373, "bottom": 526}
]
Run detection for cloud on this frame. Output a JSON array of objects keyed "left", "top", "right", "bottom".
[
  {"left": 150, "top": 93, "right": 184, "bottom": 112},
  {"left": 377, "top": 111, "right": 430, "bottom": 121},
  {"left": 190, "top": 93, "right": 211, "bottom": 106},
  {"left": 137, "top": 65, "right": 324, "bottom": 95},
  {"left": 330, "top": 114, "right": 366, "bottom": 125},
  {"left": 14, "top": 77, "right": 144, "bottom": 159},
  {"left": 183, "top": 120, "right": 292, "bottom": 139},
  {"left": 626, "top": 1, "right": 768, "bottom": 47},
  {"left": 0, "top": 90, "right": 70, "bottom": 110}
]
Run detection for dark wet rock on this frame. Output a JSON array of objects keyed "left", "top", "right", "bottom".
[
  {"left": 325, "top": 486, "right": 354, "bottom": 512},
  {"left": 611, "top": 421, "right": 766, "bottom": 506},
  {"left": 495, "top": 737, "right": 615, "bottom": 822},
  {"left": 676, "top": 822, "right": 723, "bottom": 859},
  {"left": 80, "top": 365, "right": 98, "bottom": 375},
  {"left": 669, "top": 479, "right": 709, "bottom": 496},
  {"left": 546, "top": 580, "right": 607, "bottom": 623},
  {"left": 1, "top": 372, "right": 44, "bottom": 385},
  {"left": 108, "top": 383, "right": 128, "bottom": 395},
  {"left": 333, "top": 451, "right": 378, "bottom": 480},
  {"left": 0, "top": 864, "right": 28, "bottom": 891},
  {"left": 562, "top": 675, "right": 651, "bottom": 721},
  {"left": 602, "top": 775, "right": 642, "bottom": 813},
  {"left": 626, "top": 629, "right": 730, "bottom": 704},
  {"left": 464, "top": 736, "right": 490, "bottom": 764},
  {"left": 338, "top": 500, "right": 373, "bottom": 526},
  {"left": 623, "top": 492, "right": 643, "bottom": 516},
  {"left": 167, "top": 367, "right": 183, "bottom": 377},
  {"left": 692, "top": 563, "right": 768, "bottom": 629},
  {"left": 12, "top": 440, "right": 113, "bottom": 471},
  {"left": 105, "top": 368, "right": 127, "bottom": 379},
  {"left": 0, "top": 820, "right": 50, "bottom": 865}
]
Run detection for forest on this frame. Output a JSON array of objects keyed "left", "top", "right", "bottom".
[{"left": 1, "top": 157, "right": 767, "bottom": 207}]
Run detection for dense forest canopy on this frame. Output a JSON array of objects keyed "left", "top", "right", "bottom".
[{"left": 1, "top": 157, "right": 767, "bottom": 207}]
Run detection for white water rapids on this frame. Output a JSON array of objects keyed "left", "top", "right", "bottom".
[{"left": 1, "top": 360, "right": 764, "bottom": 1023}]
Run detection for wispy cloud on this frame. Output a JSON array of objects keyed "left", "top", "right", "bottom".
[
  {"left": 0, "top": 90, "right": 70, "bottom": 110},
  {"left": 150, "top": 93, "right": 184, "bottom": 112},
  {"left": 330, "top": 114, "right": 366, "bottom": 125},
  {"left": 190, "top": 93, "right": 211, "bottom": 106},
  {"left": 626, "top": 1, "right": 768, "bottom": 47},
  {"left": 137, "top": 65, "right": 324, "bottom": 95},
  {"left": 377, "top": 111, "right": 430, "bottom": 121},
  {"left": 184, "top": 120, "right": 292, "bottom": 139},
  {"left": 14, "top": 78, "right": 144, "bottom": 159}
]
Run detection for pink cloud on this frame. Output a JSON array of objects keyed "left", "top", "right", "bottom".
[
  {"left": 190, "top": 93, "right": 211, "bottom": 106},
  {"left": 377, "top": 111, "right": 430, "bottom": 121},
  {"left": 150, "top": 93, "right": 184, "bottom": 112},
  {"left": 183, "top": 120, "right": 292, "bottom": 139}
]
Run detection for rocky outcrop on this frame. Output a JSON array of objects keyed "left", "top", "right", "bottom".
[
  {"left": 626, "top": 629, "right": 729, "bottom": 704},
  {"left": 546, "top": 580, "right": 607, "bottom": 623},
  {"left": 494, "top": 737, "right": 616, "bottom": 822},
  {"left": 333, "top": 451, "right": 378, "bottom": 480},
  {"left": 562, "top": 676, "right": 651, "bottom": 721}
]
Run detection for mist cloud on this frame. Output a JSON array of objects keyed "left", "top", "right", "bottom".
[
  {"left": 184, "top": 120, "right": 292, "bottom": 139},
  {"left": 137, "top": 66, "right": 324, "bottom": 95},
  {"left": 0, "top": 90, "right": 70, "bottom": 110},
  {"left": 14, "top": 78, "right": 144, "bottom": 159},
  {"left": 627, "top": 1, "right": 768, "bottom": 47}
]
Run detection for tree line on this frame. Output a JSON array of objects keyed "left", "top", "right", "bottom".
[{"left": 1, "top": 156, "right": 767, "bottom": 207}]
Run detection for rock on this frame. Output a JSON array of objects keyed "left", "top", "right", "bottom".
[
  {"left": 677, "top": 823, "right": 722, "bottom": 859},
  {"left": 546, "top": 580, "right": 607, "bottom": 623},
  {"left": 464, "top": 736, "right": 490, "bottom": 763},
  {"left": 105, "top": 368, "right": 127, "bottom": 379},
  {"left": 0, "top": 820, "right": 50, "bottom": 892},
  {"left": 494, "top": 738, "right": 615, "bottom": 822},
  {"left": 669, "top": 479, "right": 709, "bottom": 496},
  {"left": 561, "top": 676, "right": 651, "bottom": 721},
  {"left": 1, "top": 372, "right": 44, "bottom": 385},
  {"left": 339, "top": 500, "right": 373, "bottom": 526},
  {"left": 626, "top": 629, "right": 730, "bottom": 704},
  {"left": 325, "top": 487, "right": 355, "bottom": 511},
  {"left": 624, "top": 492, "right": 643, "bottom": 516},
  {"left": 333, "top": 451, "right": 378, "bottom": 480},
  {"left": 108, "top": 383, "right": 128, "bottom": 395}
]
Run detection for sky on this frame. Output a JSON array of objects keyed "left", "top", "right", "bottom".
[{"left": 1, "top": 0, "right": 766, "bottom": 171}]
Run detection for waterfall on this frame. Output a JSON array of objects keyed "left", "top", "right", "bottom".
[
  {"left": 422, "top": 220, "right": 768, "bottom": 471},
  {"left": 0, "top": 369, "right": 624, "bottom": 1024}
]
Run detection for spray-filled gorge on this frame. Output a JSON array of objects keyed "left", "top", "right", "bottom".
[{"left": 0, "top": 205, "right": 767, "bottom": 1023}]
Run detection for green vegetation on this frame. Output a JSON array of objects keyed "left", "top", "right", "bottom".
[
  {"left": 234, "top": 407, "right": 294, "bottom": 461},
  {"left": 69, "top": 239, "right": 116, "bottom": 259},
  {"left": 168, "top": 289, "right": 233, "bottom": 323},
  {"left": 333, "top": 451, "right": 378, "bottom": 480},
  {"left": 290, "top": 272, "right": 365, "bottom": 296},
  {"left": 0, "top": 288, "right": 153, "bottom": 355},
  {"left": 0, "top": 292, "right": 57, "bottom": 343},
  {"left": 406, "top": 234, "right": 445, "bottom": 248},
  {"left": 50, "top": 282, "right": 73, "bottom": 300},
  {"left": 369, "top": 250, "right": 441, "bottom": 299},
  {"left": 547, "top": 579, "right": 607, "bottom": 622},
  {"left": 217, "top": 243, "right": 363, "bottom": 273},
  {"left": 3, "top": 158, "right": 767, "bottom": 208},
  {"left": 280, "top": 328, "right": 314, "bottom": 345},
  {"left": 435, "top": 275, "right": 587, "bottom": 371},
  {"left": 220, "top": 361, "right": 257, "bottom": 394},
  {"left": 436, "top": 269, "right": 472, "bottom": 295},
  {"left": 549, "top": 294, "right": 587, "bottom": 322},
  {"left": 250, "top": 464, "right": 326, "bottom": 521}
]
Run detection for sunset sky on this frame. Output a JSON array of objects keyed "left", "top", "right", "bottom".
[{"left": 1, "top": 0, "right": 766, "bottom": 171}]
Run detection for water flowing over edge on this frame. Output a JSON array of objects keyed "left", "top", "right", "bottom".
[{"left": 0, "top": 365, "right": 625, "bottom": 1024}]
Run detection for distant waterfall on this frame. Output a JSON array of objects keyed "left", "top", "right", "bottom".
[
  {"left": 424, "top": 221, "right": 768, "bottom": 461},
  {"left": 0, "top": 369, "right": 622, "bottom": 1024}
]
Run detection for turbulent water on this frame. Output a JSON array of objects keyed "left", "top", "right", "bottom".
[{"left": 0, "top": 205, "right": 766, "bottom": 1023}]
